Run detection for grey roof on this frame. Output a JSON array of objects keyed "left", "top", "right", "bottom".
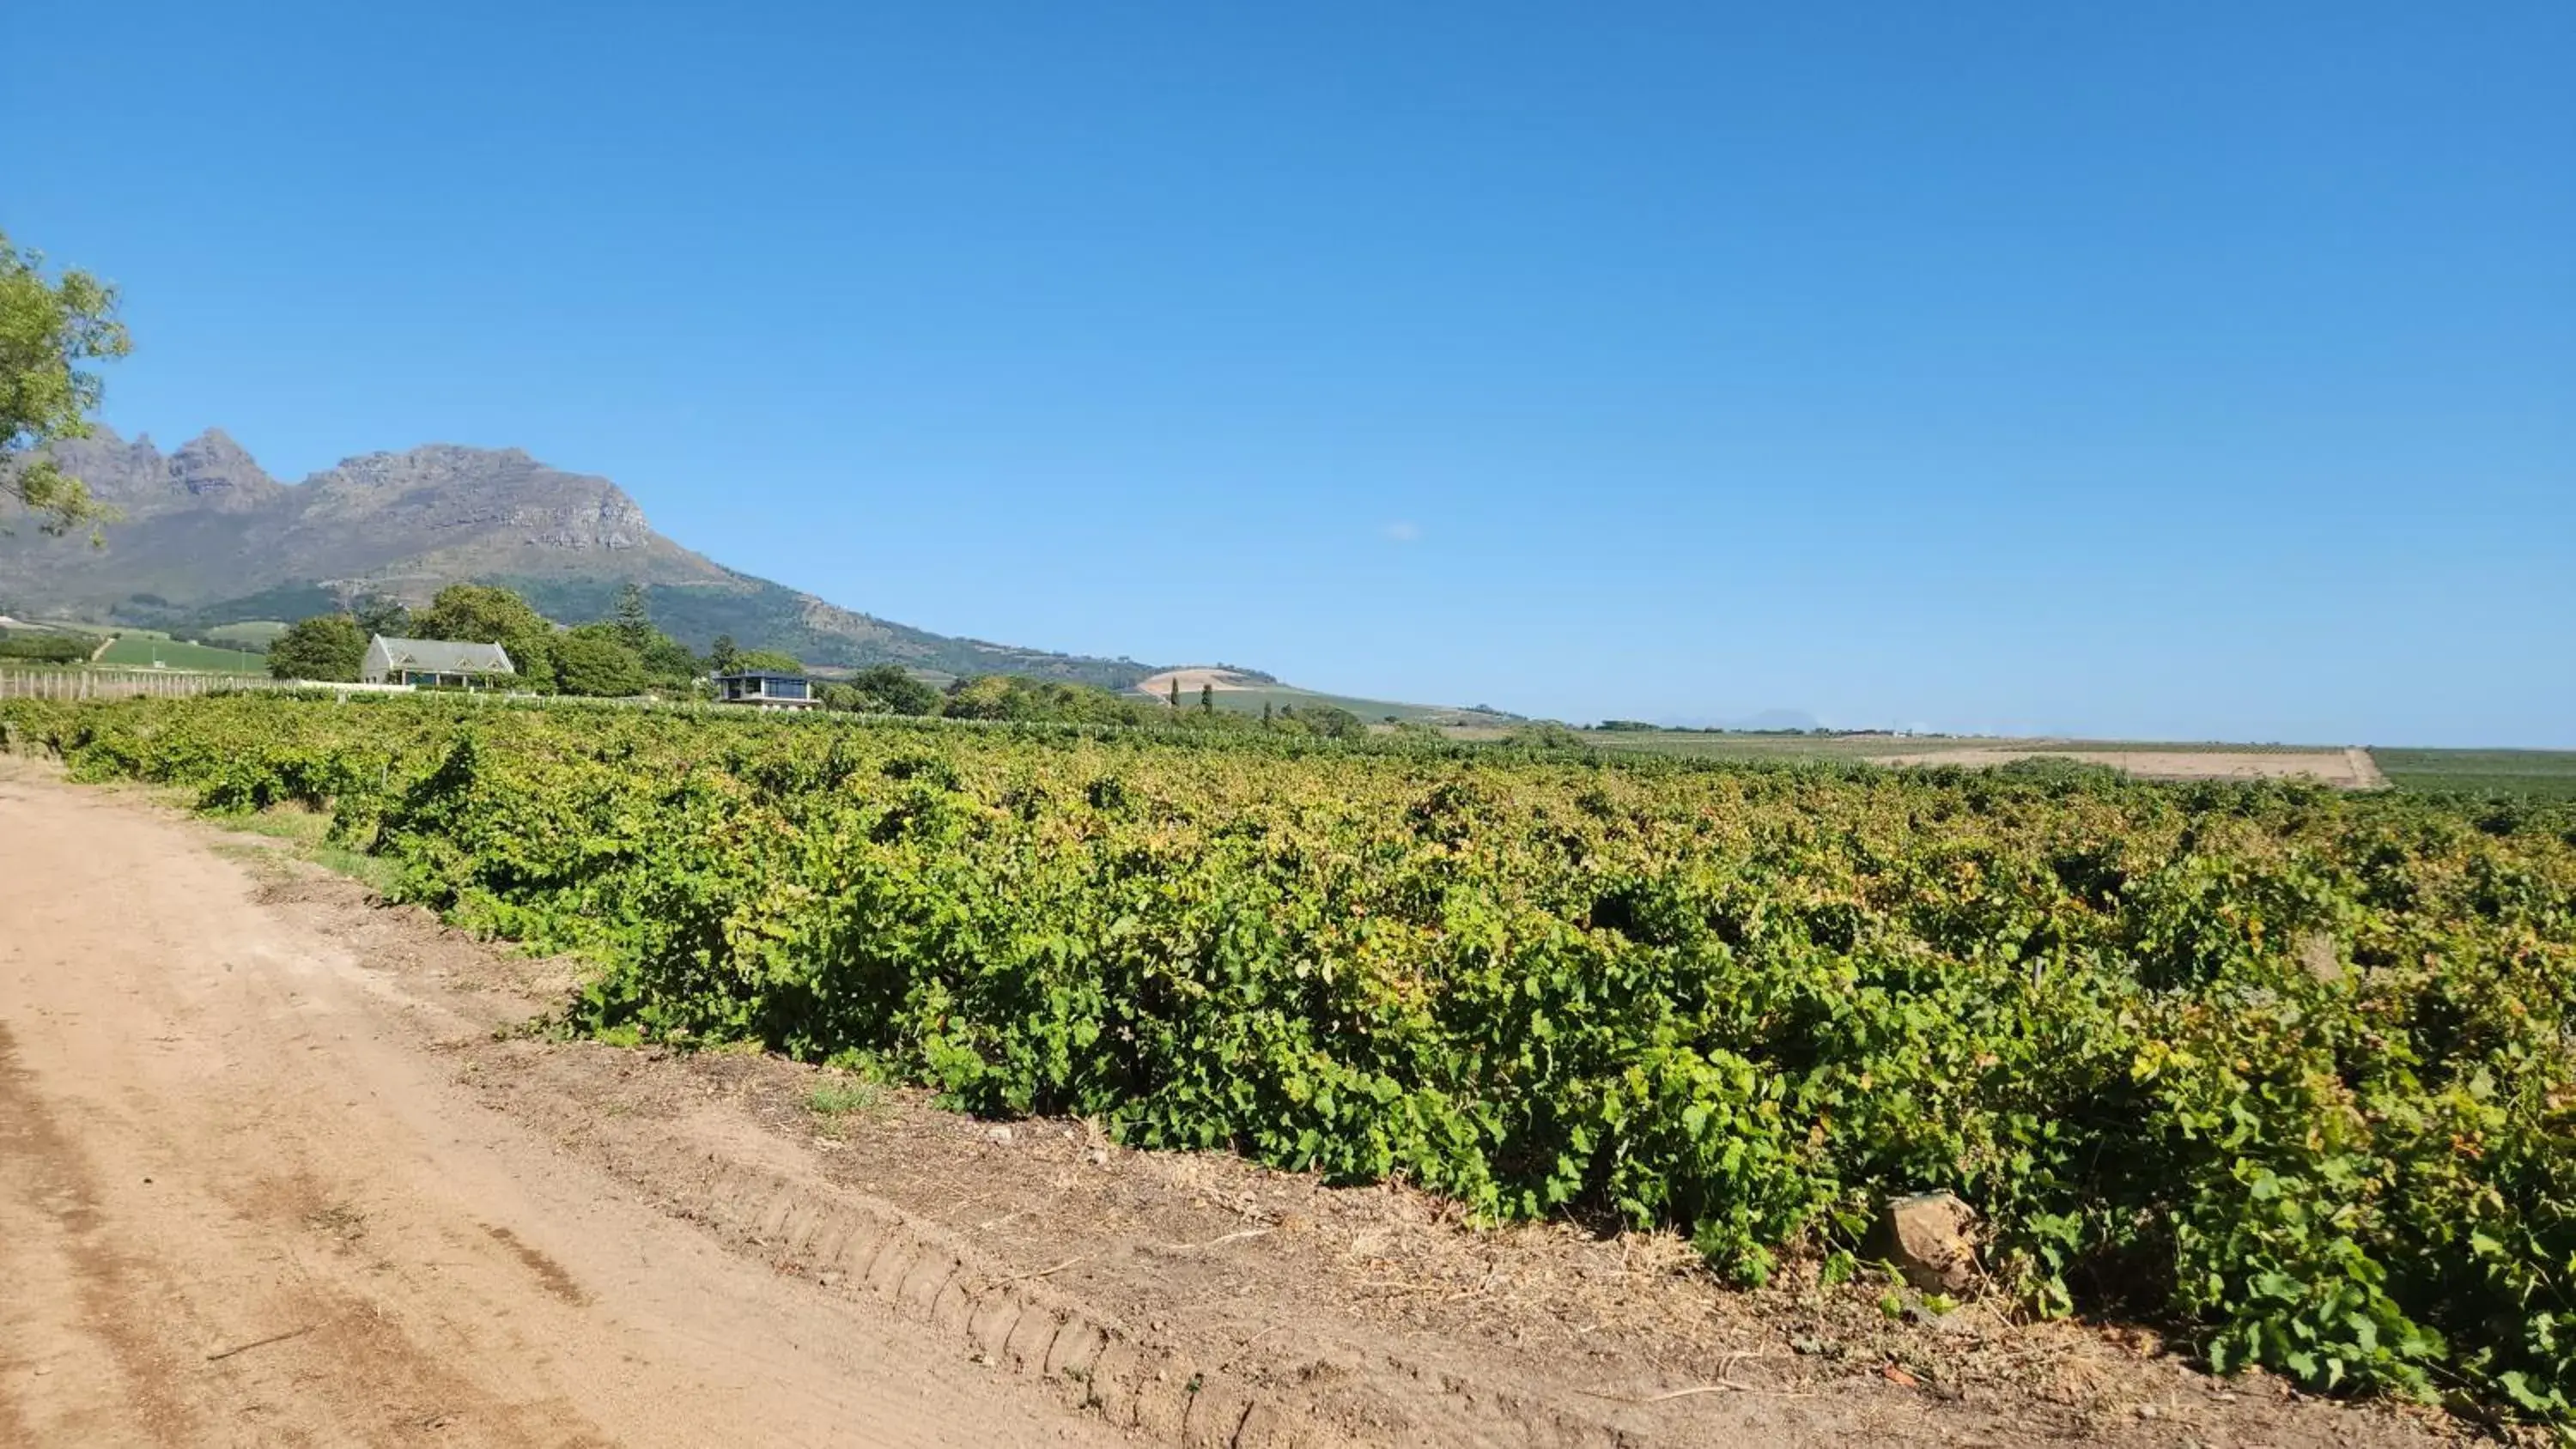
[{"left": 373, "top": 636, "right": 514, "bottom": 674}]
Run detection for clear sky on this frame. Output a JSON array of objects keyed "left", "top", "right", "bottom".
[{"left": 7, "top": 2, "right": 2570, "bottom": 745}]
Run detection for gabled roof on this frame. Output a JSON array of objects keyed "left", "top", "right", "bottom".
[{"left": 370, "top": 636, "right": 514, "bottom": 674}]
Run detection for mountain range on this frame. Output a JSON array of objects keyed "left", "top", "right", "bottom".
[{"left": 1, "top": 428, "right": 1158, "bottom": 687}]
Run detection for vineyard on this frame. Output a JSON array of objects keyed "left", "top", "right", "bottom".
[{"left": 5, "top": 692, "right": 2572, "bottom": 1422}]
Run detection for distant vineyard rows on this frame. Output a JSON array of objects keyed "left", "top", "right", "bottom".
[{"left": 6, "top": 694, "right": 2573, "bottom": 1420}]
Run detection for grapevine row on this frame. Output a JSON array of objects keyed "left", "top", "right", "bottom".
[{"left": 7, "top": 693, "right": 2572, "bottom": 1417}]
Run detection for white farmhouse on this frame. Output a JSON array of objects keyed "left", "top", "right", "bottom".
[{"left": 361, "top": 635, "right": 515, "bottom": 688}]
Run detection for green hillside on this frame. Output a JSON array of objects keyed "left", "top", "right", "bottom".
[
  {"left": 95, "top": 635, "right": 268, "bottom": 672},
  {"left": 1205, "top": 684, "right": 1511, "bottom": 726},
  {"left": 204, "top": 620, "right": 289, "bottom": 648},
  {"left": 497, "top": 576, "right": 1157, "bottom": 690}
]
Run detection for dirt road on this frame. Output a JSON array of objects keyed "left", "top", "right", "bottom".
[{"left": 0, "top": 766, "right": 1116, "bottom": 1447}]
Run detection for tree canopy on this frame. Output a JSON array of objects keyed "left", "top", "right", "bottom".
[
  {"left": 414, "top": 583, "right": 556, "bottom": 691},
  {"left": 554, "top": 624, "right": 647, "bottom": 697},
  {"left": 1275, "top": 702, "right": 1367, "bottom": 739},
  {"left": 351, "top": 592, "right": 411, "bottom": 638},
  {"left": 941, "top": 675, "right": 1158, "bottom": 725},
  {"left": 731, "top": 647, "right": 805, "bottom": 675},
  {"left": 610, "top": 583, "right": 653, "bottom": 650},
  {"left": 0, "top": 632, "right": 90, "bottom": 664},
  {"left": 266, "top": 615, "right": 367, "bottom": 682},
  {"left": 826, "top": 664, "right": 942, "bottom": 716},
  {"left": 1, "top": 231, "right": 132, "bottom": 536}
]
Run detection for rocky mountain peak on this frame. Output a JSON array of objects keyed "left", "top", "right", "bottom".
[
  {"left": 297, "top": 442, "right": 655, "bottom": 554},
  {"left": 167, "top": 428, "right": 279, "bottom": 504},
  {"left": 315, "top": 444, "right": 542, "bottom": 490},
  {"left": 5, "top": 422, "right": 1162, "bottom": 690}
]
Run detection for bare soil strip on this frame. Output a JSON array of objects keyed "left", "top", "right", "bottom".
[
  {"left": 1130, "top": 667, "right": 1261, "bottom": 699},
  {"left": 0, "top": 761, "right": 2472, "bottom": 1446},
  {"left": 1868, "top": 747, "right": 2382, "bottom": 787},
  {"left": 0, "top": 763, "right": 1115, "bottom": 1448}
]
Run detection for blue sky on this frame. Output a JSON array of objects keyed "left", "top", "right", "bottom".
[{"left": 7, "top": 2, "right": 2570, "bottom": 745}]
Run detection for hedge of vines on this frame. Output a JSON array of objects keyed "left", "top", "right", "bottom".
[{"left": 8, "top": 693, "right": 2573, "bottom": 1419}]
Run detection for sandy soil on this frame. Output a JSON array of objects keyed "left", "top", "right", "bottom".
[
  {"left": 1868, "top": 747, "right": 2386, "bottom": 788},
  {"left": 0, "top": 764, "right": 1118, "bottom": 1448},
  {"left": 0, "top": 760, "right": 2485, "bottom": 1446}
]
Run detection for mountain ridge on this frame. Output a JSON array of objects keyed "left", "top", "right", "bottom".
[{"left": 1, "top": 427, "right": 1160, "bottom": 687}]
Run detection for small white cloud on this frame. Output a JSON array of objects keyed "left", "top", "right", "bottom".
[{"left": 1382, "top": 521, "right": 1421, "bottom": 543}]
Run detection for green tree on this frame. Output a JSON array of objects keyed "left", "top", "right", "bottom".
[
  {"left": 610, "top": 582, "right": 653, "bottom": 651},
  {"left": 351, "top": 592, "right": 411, "bottom": 638},
  {"left": 733, "top": 648, "right": 805, "bottom": 675},
  {"left": 414, "top": 583, "right": 556, "bottom": 692},
  {"left": 1505, "top": 721, "right": 1586, "bottom": 750},
  {"left": 1200, "top": 682, "right": 1215, "bottom": 714},
  {"left": 266, "top": 615, "right": 367, "bottom": 682},
  {"left": 1167, "top": 677, "right": 1181, "bottom": 709},
  {"left": 554, "top": 624, "right": 647, "bottom": 697},
  {"left": 943, "top": 674, "right": 1154, "bottom": 725},
  {"left": 594, "top": 582, "right": 696, "bottom": 690},
  {"left": 1296, "top": 703, "right": 1367, "bottom": 740},
  {"left": 0, "top": 633, "right": 90, "bottom": 664},
  {"left": 636, "top": 633, "right": 700, "bottom": 689},
  {"left": 708, "top": 634, "right": 741, "bottom": 674},
  {"left": 2, "top": 231, "right": 133, "bottom": 536},
  {"left": 839, "top": 664, "right": 941, "bottom": 716}
]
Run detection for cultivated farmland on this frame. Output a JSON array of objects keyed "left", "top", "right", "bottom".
[
  {"left": 2373, "top": 748, "right": 2576, "bottom": 800},
  {"left": 92, "top": 634, "right": 268, "bottom": 672},
  {"left": 6, "top": 691, "right": 2572, "bottom": 1423}
]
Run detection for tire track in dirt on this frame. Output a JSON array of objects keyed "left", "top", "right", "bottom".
[
  {"left": 0, "top": 1020, "right": 197, "bottom": 1446},
  {"left": 0, "top": 761, "right": 1121, "bottom": 1448}
]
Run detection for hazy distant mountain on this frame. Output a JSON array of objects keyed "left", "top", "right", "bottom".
[{"left": 0, "top": 427, "right": 1157, "bottom": 686}]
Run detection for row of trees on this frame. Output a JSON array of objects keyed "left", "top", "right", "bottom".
[
  {"left": 266, "top": 583, "right": 781, "bottom": 697},
  {"left": 265, "top": 582, "right": 1385, "bottom": 736},
  {"left": 817, "top": 669, "right": 1374, "bottom": 737},
  {"left": 0, "top": 632, "right": 93, "bottom": 664}
]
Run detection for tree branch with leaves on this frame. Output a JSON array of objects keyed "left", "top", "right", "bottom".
[{"left": 1, "top": 231, "right": 131, "bottom": 537}]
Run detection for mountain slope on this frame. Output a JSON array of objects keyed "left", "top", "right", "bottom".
[
  {"left": 1128, "top": 667, "right": 1519, "bottom": 726},
  {"left": 1, "top": 428, "right": 1156, "bottom": 687}
]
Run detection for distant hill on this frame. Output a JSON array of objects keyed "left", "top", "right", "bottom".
[
  {"left": 1, "top": 427, "right": 1159, "bottom": 688},
  {"left": 1130, "top": 666, "right": 1521, "bottom": 727}
]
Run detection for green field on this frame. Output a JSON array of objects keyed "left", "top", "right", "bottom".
[
  {"left": 94, "top": 635, "right": 270, "bottom": 672},
  {"left": 16, "top": 618, "right": 115, "bottom": 638},
  {"left": 2373, "top": 748, "right": 2576, "bottom": 799},
  {"left": 204, "top": 620, "right": 289, "bottom": 648}
]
